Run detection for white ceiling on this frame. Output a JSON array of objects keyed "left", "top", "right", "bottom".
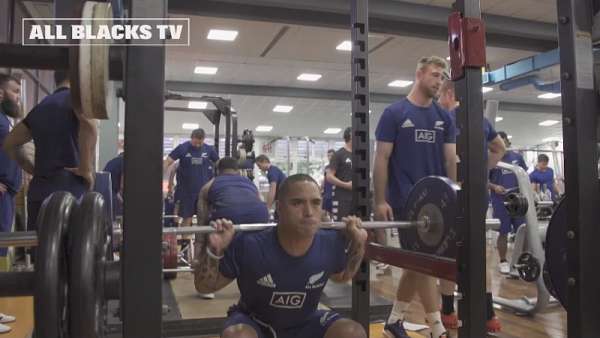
[
  {"left": 163, "top": 12, "right": 562, "bottom": 148},
  {"left": 23, "top": 0, "right": 564, "bottom": 148}
]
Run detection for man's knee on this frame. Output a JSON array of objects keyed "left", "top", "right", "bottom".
[
  {"left": 325, "top": 319, "right": 367, "bottom": 338},
  {"left": 221, "top": 323, "right": 259, "bottom": 338}
]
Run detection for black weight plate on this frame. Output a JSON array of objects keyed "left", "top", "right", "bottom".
[
  {"left": 545, "top": 196, "right": 568, "bottom": 309},
  {"left": 69, "top": 192, "right": 111, "bottom": 338},
  {"left": 402, "top": 176, "right": 460, "bottom": 258},
  {"left": 543, "top": 262, "right": 558, "bottom": 299},
  {"left": 516, "top": 252, "right": 540, "bottom": 282},
  {"left": 34, "top": 191, "right": 77, "bottom": 338}
]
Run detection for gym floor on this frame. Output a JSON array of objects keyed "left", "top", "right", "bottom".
[{"left": 0, "top": 238, "right": 566, "bottom": 338}]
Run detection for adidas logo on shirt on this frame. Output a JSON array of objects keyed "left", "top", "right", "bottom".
[
  {"left": 401, "top": 119, "right": 415, "bottom": 128},
  {"left": 434, "top": 120, "right": 445, "bottom": 130},
  {"left": 257, "top": 274, "right": 276, "bottom": 288}
]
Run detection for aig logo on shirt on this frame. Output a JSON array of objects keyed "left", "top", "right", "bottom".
[
  {"left": 415, "top": 129, "right": 435, "bottom": 143},
  {"left": 270, "top": 292, "right": 306, "bottom": 309}
]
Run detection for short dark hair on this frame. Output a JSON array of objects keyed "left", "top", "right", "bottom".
[
  {"left": 538, "top": 154, "right": 550, "bottom": 163},
  {"left": 256, "top": 154, "right": 270, "bottom": 163},
  {"left": 0, "top": 73, "right": 19, "bottom": 89},
  {"left": 327, "top": 149, "right": 335, "bottom": 154},
  {"left": 277, "top": 174, "right": 319, "bottom": 201},
  {"left": 343, "top": 127, "right": 352, "bottom": 143},
  {"left": 191, "top": 128, "right": 205, "bottom": 140},
  {"left": 497, "top": 131, "right": 508, "bottom": 140},
  {"left": 54, "top": 70, "right": 69, "bottom": 87},
  {"left": 217, "top": 156, "right": 239, "bottom": 173}
]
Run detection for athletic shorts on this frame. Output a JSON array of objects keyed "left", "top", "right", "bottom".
[
  {"left": 491, "top": 199, "right": 525, "bottom": 235},
  {"left": 175, "top": 192, "right": 199, "bottom": 219},
  {"left": 223, "top": 307, "right": 342, "bottom": 338},
  {"left": 0, "top": 192, "right": 15, "bottom": 256}
]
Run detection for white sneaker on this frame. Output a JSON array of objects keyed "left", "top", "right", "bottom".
[
  {"left": 198, "top": 293, "right": 215, "bottom": 299},
  {"left": 376, "top": 263, "right": 389, "bottom": 270},
  {"left": 0, "top": 314, "right": 15, "bottom": 324},
  {"left": 499, "top": 261, "right": 510, "bottom": 275},
  {"left": 0, "top": 323, "right": 11, "bottom": 333}
]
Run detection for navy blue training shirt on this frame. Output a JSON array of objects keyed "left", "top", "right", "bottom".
[
  {"left": 375, "top": 98, "right": 456, "bottom": 210},
  {"left": 489, "top": 151, "right": 528, "bottom": 201},
  {"left": 220, "top": 228, "right": 347, "bottom": 330},
  {"left": 23, "top": 87, "right": 79, "bottom": 178},
  {"left": 530, "top": 167, "right": 556, "bottom": 199},
  {"left": 169, "top": 141, "right": 218, "bottom": 194},
  {"left": 0, "top": 112, "right": 21, "bottom": 194},
  {"left": 207, "top": 174, "right": 268, "bottom": 223},
  {"left": 103, "top": 153, "right": 124, "bottom": 195}
]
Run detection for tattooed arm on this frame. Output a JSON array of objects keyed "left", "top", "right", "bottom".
[
  {"left": 330, "top": 216, "right": 368, "bottom": 283},
  {"left": 193, "top": 219, "right": 235, "bottom": 294}
]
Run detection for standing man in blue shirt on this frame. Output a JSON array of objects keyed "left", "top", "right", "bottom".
[
  {"left": 529, "top": 154, "right": 559, "bottom": 201},
  {"left": 489, "top": 131, "right": 528, "bottom": 274},
  {"left": 0, "top": 74, "right": 22, "bottom": 265},
  {"left": 373, "top": 56, "right": 457, "bottom": 338},
  {"left": 164, "top": 128, "right": 219, "bottom": 227},
  {"left": 437, "top": 79, "right": 505, "bottom": 333},
  {"left": 193, "top": 174, "right": 368, "bottom": 338},
  {"left": 4, "top": 71, "right": 97, "bottom": 237},
  {"left": 255, "top": 155, "right": 287, "bottom": 214},
  {"left": 103, "top": 151, "right": 124, "bottom": 218}
]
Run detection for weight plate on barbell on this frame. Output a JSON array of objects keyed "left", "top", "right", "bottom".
[
  {"left": 163, "top": 234, "right": 179, "bottom": 280},
  {"left": 69, "top": 192, "right": 111, "bottom": 338},
  {"left": 516, "top": 252, "right": 541, "bottom": 282},
  {"left": 402, "top": 176, "right": 459, "bottom": 258},
  {"left": 34, "top": 192, "right": 77, "bottom": 338},
  {"left": 545, "top": 195, "right": 568, "bottom": 309}
]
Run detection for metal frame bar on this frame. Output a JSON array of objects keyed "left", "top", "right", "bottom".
[
  {"left": 350, "top": 0, "right": 371, "bottom": 332},
  {"left": 121, "top": 0, "right": 166, "bottom": 336},
  {"left": 555, "top": 0, "right": 600, "bottom": 336},
  {"left": 454, "top": 0, "right": 487, "bottom": 336}
]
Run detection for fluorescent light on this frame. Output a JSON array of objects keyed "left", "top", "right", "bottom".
[
  {"left": 188, "top": 101, "right": 208, "bottom": 109},
  {"left": 336, "top": 40, "right": 352, "bottom": 51},
  {"left": 482, "top": 86, "right": 493, "bottom": 93},
  {"left": 507, "top": 135, "right": 513, "bottom": 139},
  {"left": 543, "top": 136, "right": 562, "bottom": 142},
  {"left": 297, "top": 73, "right": 322, "bottom": 82},
  {"left": 255, "top": 125, "right": 273, "bottom": 132},
  {"left": 495, "top": 116, "right": 503, "bottom": 122},
  {"left": 182, "top": 123, "right": 199, "bottom": 130},
  {"left": 539, "top": 120, "right": 560, "bottom": 127},
  {"left": 207, "top": 29, "right": 238, "bottom": 41},
  {"left": 388, "top": 80, "right": 414, "bottom": 88},
  {"left": 323, "top": 128, "right": 342, "bottom": 134},
  {"left": 194, "top": 66, "right": 218, "bottom": 75},
  {"left": 538, "top": 92, "right": 561, "bottom": 99},
  {"left": 273, "top": 105, "right": 294, "bottom": 113}
]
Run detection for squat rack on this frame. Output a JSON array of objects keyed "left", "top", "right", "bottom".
[{"left": 1, "top": 0, "right": 598, "bottom": 337}]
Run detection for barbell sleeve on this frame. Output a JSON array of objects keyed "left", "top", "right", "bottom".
[{"left": 0, "top": 231, "right": 38, "bottom": 248}]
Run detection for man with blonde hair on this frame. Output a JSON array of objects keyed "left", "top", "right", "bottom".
[
  {"left": 437, "top": 78, "right": 505, "bottom": 333},
  {"left": 374, "top": 56, "right": 456, "bottom": 338}
]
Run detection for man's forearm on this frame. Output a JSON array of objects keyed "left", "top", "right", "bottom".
[
  {"left": 193, "top": 242, "right": 230, "bottom": 293},
  {"left": 335, "top": 239, "right": 366, "bottom": 282},
  {"left": 15, "top": 145, "right": 34, "bottom": 175},
  {"left": 78, "top": 118, "right": 97, "bottom": 173},
  {"left": 327, "top": 174, "right": 351, "bottom": 190},
  {"left": 487, "top": 151, "right": 504, "bottom": 171},
  {"left": 373, "top": 157, "right": 388, "bottom": 205},
  {"left": 445, "top": 158, "right": 457, "bottom": 183}
]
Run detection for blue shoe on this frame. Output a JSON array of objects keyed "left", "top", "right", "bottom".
[{"left": 383, "top": 320, "right": 410, "bottom": 338}]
